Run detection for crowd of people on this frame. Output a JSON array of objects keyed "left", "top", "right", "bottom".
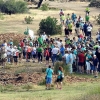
[{"left": 0, "top": 8, "right": 100, "bottom": 90}]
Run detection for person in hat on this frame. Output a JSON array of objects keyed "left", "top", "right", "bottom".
[{"left": 13, "top": 46, "right": 19, "bottom": 65}]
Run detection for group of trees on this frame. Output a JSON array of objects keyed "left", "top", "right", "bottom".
[
  {"left": 0, "top": 0, "right": 28, "bottom": 14},
  {"left": 0, "top": 0, "right": 44, "bottom": 14}
]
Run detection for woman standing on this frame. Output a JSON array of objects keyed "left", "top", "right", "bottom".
[{"left": 56, "top": 67, "right": 64, "bottom": 89}]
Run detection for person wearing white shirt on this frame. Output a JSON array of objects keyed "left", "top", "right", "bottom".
[
  {"left": 66, "top": 45, "right": 72, "bottom": 52},
  {"left": 52, "top": 45, "right": 59, "bottom": 66},
  {"left": 87, "top": 24, "right": 92, "bottom": 37},
  {"left": 6, "top": 45, "right": 11, "bottom": 63},
  {"left": 9, "top": 45, "right": 14, "bottom": 64},
  {"left": 1, "top": 46, "right": 7, "bottom": 67},
  {"left": 42, "top": 32, "right": 47, "bottom": 41},
  {"left": 3, "top": 40, "right": 7, "bottom": 48},
  {"left": 13, "top": 46, "right": 19, "bottom": 65}
]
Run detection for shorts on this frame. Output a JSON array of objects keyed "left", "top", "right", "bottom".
[
  {"left": 56, "top": 78, "right": 63, "bottom": 82},
  {"left": 13, "top": 56, "right": 18, "bottom": 62},
  {"left": 91, "top": 65, "right": 94, "bottom": 71},
  {"left": 68, "top": 29, "right": 72, "bottom": 32},
  {"left": 46, "top": 77, "right": 52, "bottom": 84},
  {"left": 86, "top": 62, "right": 90, "bottom": 70},
  {"left": 78, "top": 62, "right": 84, "bottom": 66}
]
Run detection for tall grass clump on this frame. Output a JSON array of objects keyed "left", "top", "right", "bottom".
[
  {"left": 54, "top": 61, "right": 69, "bottom": 75},
  {"left": 41, "top": 3, "right": 49, "bottom": 11}
]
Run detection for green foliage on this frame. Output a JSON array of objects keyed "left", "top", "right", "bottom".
[
  {"left": 14, "top": 68, "right": 26, "bottom": 75},
  {"left": 54, "top": 61, "right": 69, "bottom": 75},
  {"left": 24, "top": 16, "right": 34, "bottom": 24},
  {"left": 0, "top": 0, "right": 28, "bottom": 14},
  {"left": 41, "top": 3, "right": 49, "bottom": 11},
  {"left": 42, "top": 68, "right": 46, "bottom": 73},
  {"left": 13, "top": 39, "right": 19, "bottom": 46},
  {"left": 38, "top": 79, "right": 46, "bottom": 85},
  {"left": 96, "top": 14, "right": 100, "bottom": 25},
  {"left": 22, "top": 84, "right": 33, "bottom": 91},
  {"left": 39, "top": 16, "right": 62, "bottom": 35}
]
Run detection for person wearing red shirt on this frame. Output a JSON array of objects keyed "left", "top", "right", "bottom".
[
  {"left": 20, "top": 40, "right": 24, "bottom": 48},
  {"left": 78, "top": 51, "right": 85, "bottom": 73}
]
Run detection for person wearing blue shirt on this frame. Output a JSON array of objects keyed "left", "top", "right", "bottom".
[
  {"left": 65, "top": 51, "right": 74, "bottom": 74},
  {"left": 45, "top": 65, "right": 53, "bottom": 90},
  {"left": 71, "top": 13, "right": 76, "bottom": 23},
  {"left": 56, "top": 67, "right": 64, "bottom": 89},
  {"left": 60, "top": 45, "right": 65, "bottom": 56},
  {"left": 83, "top": 22, "right": 88, "bottom": 36}
]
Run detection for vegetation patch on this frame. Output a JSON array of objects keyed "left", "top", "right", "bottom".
[
  {"left": 24, "top": 16, "right": 34, "bottom": 24},
  {"left": 38, "top": 16, "right": 62, "bottom": 35},
  {"left": 40, "top": 3, "right": 49, "bottom": 11},
  {"left": 0, "top": 0, "right": 28, "bottom": 14}
]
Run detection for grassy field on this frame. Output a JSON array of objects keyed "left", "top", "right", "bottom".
[
  {"left": 0, "top": 81, "right": 100, "bottom": 100},
  {"left": 0, "top": 2, "right": 100, "bottom": 34}
]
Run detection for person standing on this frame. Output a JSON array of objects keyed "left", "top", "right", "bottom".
[
  {"left": 61, "top": 14, "right": 66, "bottom": 25},
  {"left": 75, "top": 21, "right": 80, "bottom": 36},
  {"left": 68, "top": 22, "right": 72, "bottom": 35},
  {"left": 51, "top": 45, "right": 59, "bottom": 66},
  {"left": 64, "top": 51, "right": 73, "bottom": 74},
  {"left": 37, "top": 45, "right": 43, "bottom": 63},
  {"left": 78, "top": 51, "right": 85, "bottom": 73},
  {"left": 56, "top": 66, "right": 64, "bottom": 90},
  {"left": 44, "top": 48, "right": 50, "bottom": 66},
  {"left": 64, "top": 26, "right": 69, "bottom": 36},
  {"left": 95, "top": 48, "right": 100, "bottom": 72},
  {"left": 83, "top": 22, "right": 88, "bottom": 36},
  {"left": 42, "top": 32, "right": 47, "bottom": 41},
  {"left": 45, "top": 65, "right": 53, "bottom": 90},
  {"left": 92, "top": 55, "right": 99, "bottom": 78},
  {"left": 13, "top": 46, "right": 19, "bottom": 65},
  {"left": 87, "top": 24, "right": 92, "bottom": 37},
  {"left": 38, "top": 35, "right": 43, "bottom": 45}
]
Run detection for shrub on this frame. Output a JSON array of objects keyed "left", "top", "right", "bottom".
[
  {"left": 41, "top": 3, "right": 49, "bottom": 11},
  {"left": 96, "top": 14, "right": 100, "bottom": 25},
  {"left": 38, "top": 16, "right": 62, "bottom": 35},
  {"left": 0, "top": 0, "right": 28, "bottom": 14},
  {"left": 24, "top": 16, "right": 34, "bottom": 24},
  {"left": 54, "top": 61, "right": 69, "bottom": 75}
]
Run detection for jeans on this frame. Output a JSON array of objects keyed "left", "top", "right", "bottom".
[
  {"left": 52, "top": 54, "right": 57, "bottom": 66},
  {"left": 38, "top": 52, "right": 42, "bottom": 62}
]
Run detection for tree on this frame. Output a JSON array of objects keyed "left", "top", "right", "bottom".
[{"left": 38, "top": 16, "right": 62, "bottom": 35}]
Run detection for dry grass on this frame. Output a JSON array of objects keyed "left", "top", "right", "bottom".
[{"left": 0, "top": 2, "right": 100, "bottom": 35}]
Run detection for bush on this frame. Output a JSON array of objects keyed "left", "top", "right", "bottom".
[
  {"left": 0, "top": 0, "right": 28, "bottom": 14},
  {"left": 38, "top": 16, "right": 62, "bottom": 35},
  {"left": 54, "top": 61, "right": 69, "bottom": 75},
  {"left": 24, "top": 16, "right": 34, "bottom": 24},
  {"left": 96, "top": 14, "right": 100, "bottom": 25},
  {"left": 41, "top": 3, "right": 49, "bottom": 11}
]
